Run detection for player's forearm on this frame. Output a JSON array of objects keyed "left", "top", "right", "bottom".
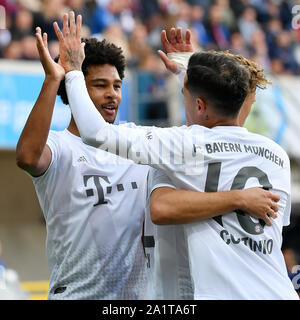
[
  {"left": 65, "top": 70, "right": 163, "bottom": 164},
  {"left": 65, "top": 70, "right": 109, "bottom": 146},
  {"left": 150, "top": 189, "right": 243, "bottom": 225},
  {"left": 16, "top": 77, "right": 59, "bottom": 167}
]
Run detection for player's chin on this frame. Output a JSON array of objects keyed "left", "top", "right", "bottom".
[{"left": 101, "top": 108, "right": 118, "bottom": 124}]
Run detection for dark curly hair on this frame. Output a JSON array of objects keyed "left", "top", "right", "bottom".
[
  {"left": 55, "top": 38, "right": 126, "bottom": 105},
  {"left": 186, "top": 51, "right": 250, "bottom": 117}
]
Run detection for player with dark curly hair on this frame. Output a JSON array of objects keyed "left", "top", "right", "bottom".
[
  {"left": 56, "top": 37, "right": 125, "bottom": 110},
  {"left": 16, "top": 13, "right": 288, "bottom": 300},
  {"left": 16, "top": 26, "right": 149, "bottom": 299},
  {"left": 56, "top": 13, "right": 298, "bottom": 300}
]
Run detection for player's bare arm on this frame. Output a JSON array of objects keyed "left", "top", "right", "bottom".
[
  {"left": 158, "top": 27, "right": 194, "bottom": 74},
  {"left": 150, "top": 187, "right": 279, "bottom": 226},
  {"left": 16, "top": 27, "right": 65, "bottom": 177}
]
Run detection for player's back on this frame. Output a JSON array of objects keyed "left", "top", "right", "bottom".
[{"left": 171, "top": 125, "right": 298, "bottom": 300}]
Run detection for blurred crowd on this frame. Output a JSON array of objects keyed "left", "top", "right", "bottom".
[{"left": 0, "top": 0, "right": 300, "bottom": 76}]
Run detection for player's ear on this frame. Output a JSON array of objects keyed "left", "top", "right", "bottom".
[{"left": 196, "top": 97, "right": 207, "bottom": 115}]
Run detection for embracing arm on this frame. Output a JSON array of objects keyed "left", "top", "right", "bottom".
[
  {"left": 16, "top": 27, "right": 65, "bottom": 176},
  {"left": 150, "top": 187, "right": 279, "bottom": 226}
]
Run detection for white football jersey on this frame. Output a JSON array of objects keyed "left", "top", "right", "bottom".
[
  {"left": 144, "top": 168, "right": 194, "bottom": 300},
  {"left": 65, "top": 71, "right": 299, "bottom": 299},
  {"left": 142, "top": 125, "right": 298, "bottom": 300},
  {"left": 31, "top": 129, "right": 149, "bottom": 300}
]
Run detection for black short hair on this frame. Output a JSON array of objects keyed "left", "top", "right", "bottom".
[
  {"left": 186, "top": 51, "right": 250, "bottom": 117},
  {"left": 56, "top": 38, "right": 126, "bottom": 105}
]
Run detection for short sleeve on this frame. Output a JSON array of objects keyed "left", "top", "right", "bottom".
[
  {"left": 146, "top": 168, "right": 177, "bottom": 203},
  {"left": 31, "top": 130, "right": 61, "bottom": 182}
]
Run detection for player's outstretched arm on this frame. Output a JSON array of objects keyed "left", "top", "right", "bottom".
[
  {"left": 53, "top": 12, "right": 193, "bottom": 168},
  {"left": 16, "top": 27, "right": 65, "bottom": 176},
  {"left": 150, "top": 187, "right": 279, "bottom": 226}
]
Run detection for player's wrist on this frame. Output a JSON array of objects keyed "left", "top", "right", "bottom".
[
  {"left": 44, "top": 75, "right": 63, "bottom": 86},
  {"left": 232, "top": 190, "right": 247, "bottom": 211}
]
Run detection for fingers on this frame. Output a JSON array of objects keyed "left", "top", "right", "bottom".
[
  {"left": 169, "top": 27, "right": 176, "bottom": 45},
  {"left": 185, "top": 29, "right": 191, "bottom": 45},
  {"left": 53, "top": 21, "right": 64, "bottom": 42},
  {"left": 36, "top": 27, "right": 47, "bottom": 53},
  {"left": 54, "top": 12, "right": 82, "bottom": 42},
  {"left": 62, "top": 13, "right": 69, "bottom": 37},
  {"left": 69, "top": 11, "right": 76, "bottom": 36},
  {"left": 176, "top": 27, "right": 183, "bottom": 44},
  {"left": 43, "top": 32, "right": 48, "bottom": 49},
  {"left": 157, "top": 50, "right": 170, "bottom": 67},
  {"left": 269, "top": 191, "right": 280, "bottom": 202},
  {"left": 76, "top": 14, "right": 82, "bottom": 41},
  {"left": 263, "top": 215, "right": 273, "bottom": 227}
]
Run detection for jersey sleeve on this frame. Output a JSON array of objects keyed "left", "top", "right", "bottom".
[
  {"left": 30, "top": 130, "right": 61, "bottom": 182},
  {"left": 65, "top": 71, "right": 203, "bottom": 174},
  {"left": 147, "top": 167, "right": 177, "bottom": 201}
]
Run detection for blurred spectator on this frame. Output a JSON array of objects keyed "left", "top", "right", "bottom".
[
  {"left": 32, "top": 0, "right": 66, "bottom": 41},
  {"left": 190, "top": 5, "right": 210, "bottom": 47},
  {"left": 2, "top": 40, "right": 22, "bottom": 59},
  {"left": 88, "top": 1, "right": 115, "bottom": 34},
  {"left": 10, "top": 9, "right": 33, "bottom": 40},
  {"left": 205, "top": 4, "right": 231, "bottom": 50},
  {"left": 282, "top": 247, "right": 300, "bottom": 297},
  {"left": 20, "top": 35, "right": 39, "bottom": 60},
  {"left": 238, "top": 5, "right": 261, "bottom": 46},
  {"left": 249, "top": 29, "right": 271, "bottom": 72},
  {"left": 215, "top": 0, "right": 237, "bottom": 32},
  {"left": 229, "top": 31, "right": 250, "bottom": 57},
  {"left": 272, "top": 31, "right": 299, "bottom": 74},
  {"left": 101, "top": 23, "right": 131, "bottom": 59}
]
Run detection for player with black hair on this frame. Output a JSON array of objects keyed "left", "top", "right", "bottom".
[
  {"left": 56, "top": 13, "right": 299, "bottom": 300},
  {"left": 16, "top": 22, "right": 149, "bottom": 299},
  {"left": 16, "top": 15, "right": 278, "bottom": 300}
]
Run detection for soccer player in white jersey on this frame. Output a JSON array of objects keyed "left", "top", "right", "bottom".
[
  {"left": 16, "top": 14, "right": 278, "bottom": 300},
  {"left": 16, "top": 21, "right": 149, "bottom": 299},
  {"left": 54, "top": 13, "right": 299, "bottom": 300}
]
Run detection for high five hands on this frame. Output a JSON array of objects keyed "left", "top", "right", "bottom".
[
  {"left": 53, "top": 11, "right": 85, "bottom": 74},
  {"left": 158, "top": 27, "right": 194, "bottom": 73}
]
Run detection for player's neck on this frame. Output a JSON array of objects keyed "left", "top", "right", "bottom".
[
  {"left": 67, "top": 117, "right": 80, "bottom": 137},
  {"left": 205, "top": 118, "right": 239, "bottom": 128}
]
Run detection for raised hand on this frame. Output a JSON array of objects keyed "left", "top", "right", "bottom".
[
  {"left": 35, "top": 27, "right": 65, "bottom": 82},
  {"left": 158, "top": 27, "right": 194, "bottom": 73},
  {"left": 53, "top": 11, "right": 85, "bottom": 74}
]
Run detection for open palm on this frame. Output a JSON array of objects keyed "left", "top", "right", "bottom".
[
  {"left": 35, "top": 27, "right": 65, "bottom": 81},
  {"left": 158, "top": 27, "right": 194, "bottom": 73}
]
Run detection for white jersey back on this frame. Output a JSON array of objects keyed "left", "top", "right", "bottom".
[
  {"left": 140, "top": 125, "right": 298, "bottom": 300},
  {"left": 32, "top": 129, "right": 149, "bottom": 299},
  {"left": 166, "top": 125, "right": 297, "bottom": 299}
]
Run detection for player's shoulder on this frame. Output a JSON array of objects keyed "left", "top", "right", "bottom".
[
  {"left": 48, "top": 129, "right": 66, "bottom": 140},
  {"left": 248, "top": 131, "right": 290, "bottom": 160}
]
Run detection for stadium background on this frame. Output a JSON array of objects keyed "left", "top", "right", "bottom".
[{"left": 0, "top": 0, "right": 300, "bottom": 299}]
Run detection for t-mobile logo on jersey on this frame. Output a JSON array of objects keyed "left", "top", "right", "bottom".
[
  {"left": 0, "top": 6, "right": 6, "bottom": 29},
  {"left": 84, "top": 175, "right": 139, "bottom": 206}
]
